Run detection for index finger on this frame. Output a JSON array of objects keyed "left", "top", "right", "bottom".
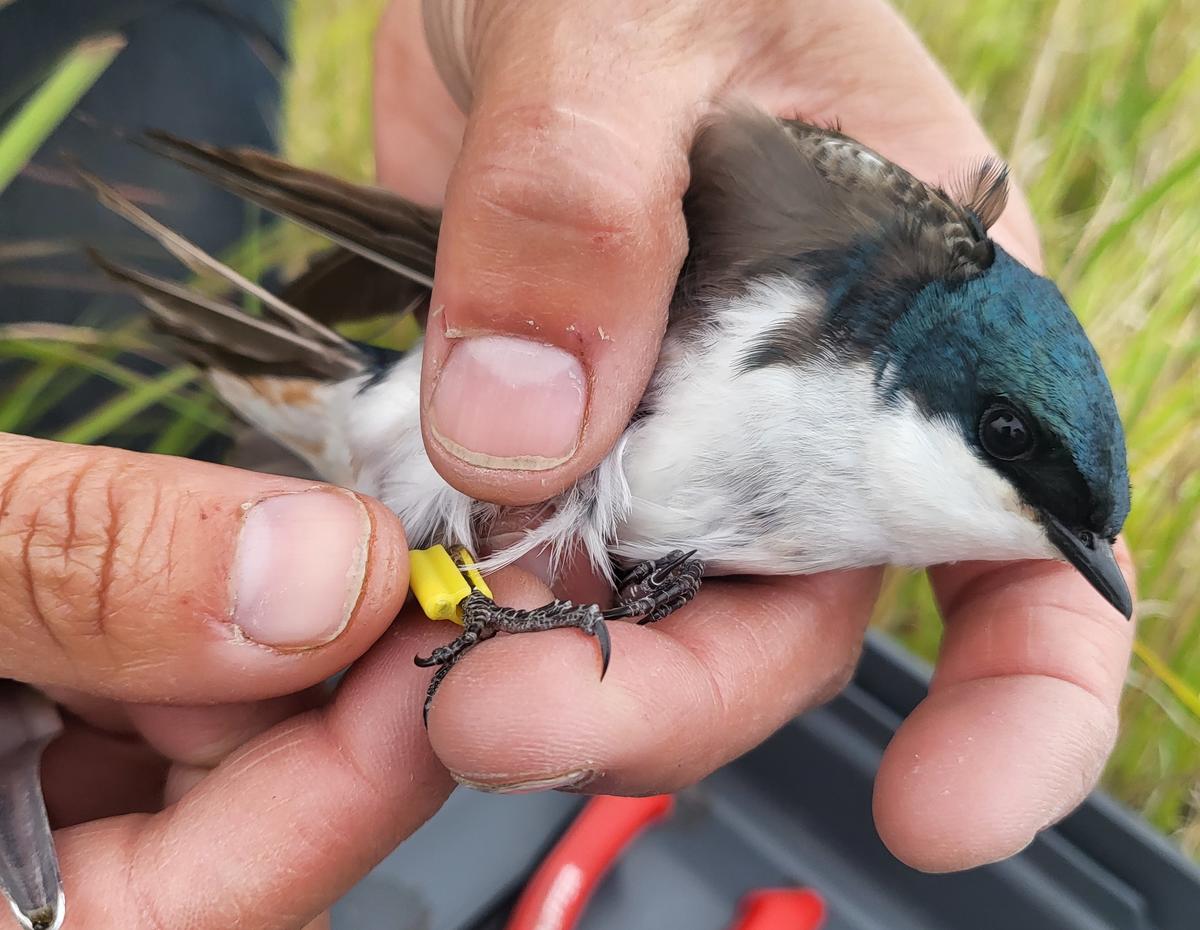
[{"left": 873, "top": 543, "right": 1136, "bottom": 872}]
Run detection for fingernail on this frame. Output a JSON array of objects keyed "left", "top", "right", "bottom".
[
  {"left": 231, "top": 489, "right": 371, "bottom": 649},
  {"left": 453, "top": 768, "right": 596, "bottom": 794},
  {"left": 430, "top": 335, "right": 586, "bottom": 470}
]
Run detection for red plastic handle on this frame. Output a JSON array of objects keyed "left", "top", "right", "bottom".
[
  {"left": 504, "top": 794, "right": 674, "bottom": 930},
  {"left": 729, "top": 889, "right": 827, "bottom": 930}
]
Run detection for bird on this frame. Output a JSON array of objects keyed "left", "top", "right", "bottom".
[{"left": 78, "top": 107, "right": 1133, "bottom": 716}]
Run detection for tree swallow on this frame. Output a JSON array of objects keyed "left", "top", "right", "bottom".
[{"left": 81, "top": 107, "right": 1133, "bottom": 711}]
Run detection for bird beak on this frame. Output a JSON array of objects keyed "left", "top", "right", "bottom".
[{"left": 1043, "top": 515, "right": 1133, "bottom": 619}]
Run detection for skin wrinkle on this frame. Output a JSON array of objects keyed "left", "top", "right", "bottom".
[
  {"left": 132, "top": 694, "right": 325, "bottom": 770},
  {"left": 150, "top": 788, "right": 272, "bottom": 929},
  {"left": 933, "top": 553, "right": 1136, "bottom": 710},
  {"left": 20, "top": 499, "right": 73, "bottom": 661},
  {"left": 666, "top": 617, "right": 736, "bottom": 732},
  {"left": 0, "top": 449, "right": 37, "bottom": 524},
  {"left": 673, "top": 594, "right": 789, "bottom": 717},
  {"left": 217, "top": 717, "right": 312, "bottom": 782},
  {"left": 936, "top": 539, "right": 1136, "bottom": 621},
  {"left": 467, "top": 161, "right": 649, "bottom": 243},
  {"left": 91, "top": 470, "right": 173, "bottom": 664},
  {"left": 94, "top": 478, "right": 120, "bottom": 643},
  {"left": 686, "top": 579, "right": 860, "bottom": 706},
  {"left": 61, "top": 455, "right": 87, "bottom": 561},
  {"left": 165, "top": 489, "right": 182, "bottom": 594},
  {"left": 432, "top": 635, "right": 636, "bottom": 783},
  {"left": 4, "top": 452, "right": 188, "bottom": 679},
  {"left": 936, "top": 671, "right": 1117, "bottom": 732}
]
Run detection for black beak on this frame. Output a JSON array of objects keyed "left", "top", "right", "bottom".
[{"left": 1043, "top": 515, "right": 1133, "bottom": 619}]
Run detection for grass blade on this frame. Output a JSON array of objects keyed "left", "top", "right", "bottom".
[
  {"left": 53, "top": 366, "right": 198, "bottom": 445},
  {"left": 0, "top": 33, "right": 126, "bottom": 193}
]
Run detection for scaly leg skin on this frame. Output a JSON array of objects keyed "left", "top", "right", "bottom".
[
  {"left": 414, "top": 549, "right": 705, "bottom": 723},
  {"left": 608, "top": 549, "right": 704, "bottom": 624}
]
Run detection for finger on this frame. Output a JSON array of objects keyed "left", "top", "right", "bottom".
[
  {"left": 127, "top": 688, "right": 327, "bottom": 767},
  {"left": 52, "top": 609, "right": 453, "bottom": 930},
  {"left": 414, "top": 2, "right": 723, "bottom": 505},
  {"left": 427, "top": 568, "right": 882, "bottom": 794},
  {"left": 873, "top": 542, "right": 1136, "bottom": 872},
  {"left": 0, "top": 434, "right": 408, "bottom": 703},
  {"left": 373, "top": 0, "right": 466, "bottom": 202},
  {"left": 37, "top": 689, "right": 321, "bottom": 815},
  {"left": 42, "top": 719, "right": 168, "bottom": 827}
]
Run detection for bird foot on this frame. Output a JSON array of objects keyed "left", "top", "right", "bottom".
[
  {"left": 609, "top": 549, "right": 704, "bottom": 624},
  {"left": 414, "top": 549, "right": 704, "bottom": 724}
]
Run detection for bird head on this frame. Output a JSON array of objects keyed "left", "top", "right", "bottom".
[
  {"left": 680, "top": 109, "right": 1132, "bottom": 616},
  {"left": 879, "top": 247, "right": 1132, "bottom": 617}
]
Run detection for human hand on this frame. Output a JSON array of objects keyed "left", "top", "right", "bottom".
[
  {"left": 374, "top": 0, "right": 1137, "bottom": 871},
  {"left": 0, "top": 433, "right": 455, "bottom": 928}
]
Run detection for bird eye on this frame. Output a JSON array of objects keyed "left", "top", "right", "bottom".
[{"left": 979, "top": 403, "right": 1035, "bottom": 460}]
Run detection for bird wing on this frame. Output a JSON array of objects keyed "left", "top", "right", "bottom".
[
  {"left": 778, "top": 119, "right": 1009, "bottom": 277},
  {"left": 76, "top": 139, "right": 444, "bottom": 483},
  {"left": 677, "top": 109, "right": 1011, "bottom": 318}
]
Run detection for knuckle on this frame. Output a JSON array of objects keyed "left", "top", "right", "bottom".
[
  {"left": 0, "top": 443, "right": 173, "bottom": 666},
  {"left": 462, "top": 103, "right": 667, "bottom": 254}
]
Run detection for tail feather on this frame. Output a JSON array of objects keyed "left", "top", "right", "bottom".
[
  {"left": 140, "top": 131, "right": 440, "bottom": 290},
  {"left": 86, "top": 241, "right": 365, "bottom": 483},
  {"left": 87, "top": 249, "right": 364, "bottom": 379},
  {"left": 74, "top": 164, "right": 361, "bottom": 360}
]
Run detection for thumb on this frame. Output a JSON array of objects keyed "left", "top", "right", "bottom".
[
  {"left": 0, "top": 434, "right": 409, "bottom": 702},
  {"left": 416, "top": 2, "right": 718, "bottom": 504}
]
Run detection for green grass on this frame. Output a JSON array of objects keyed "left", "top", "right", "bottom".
[
  {"left": 2, "top": 0, "right": 1198, "bottom": 856},
  {"left": 0, "top": 33, "right": 124, "bottom": 193}
]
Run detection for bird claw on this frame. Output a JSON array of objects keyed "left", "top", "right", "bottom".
[
  {"left": 594, "top": 618, "right": 612, "bottom": 680},
  {"left": 415, "top": 551, "right": 703, "bottom": 723}
]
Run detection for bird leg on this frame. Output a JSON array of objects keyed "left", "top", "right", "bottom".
[{"left": 414, "top": 550, "right": 704, "bottom": 723}]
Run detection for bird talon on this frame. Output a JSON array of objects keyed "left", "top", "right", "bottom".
[
  {"left": 593, "top": 619, "right": 612, "bottom": 679},
  {"left": 647, "top": 549, "right": 698, "bottom": 586},
  {"left": 422, "top": 664, "right": 452, "bottom": 727}
]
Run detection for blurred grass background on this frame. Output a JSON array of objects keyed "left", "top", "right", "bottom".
[{"left": 2, "top": 0, "right": 1198, "bottom": 856}]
